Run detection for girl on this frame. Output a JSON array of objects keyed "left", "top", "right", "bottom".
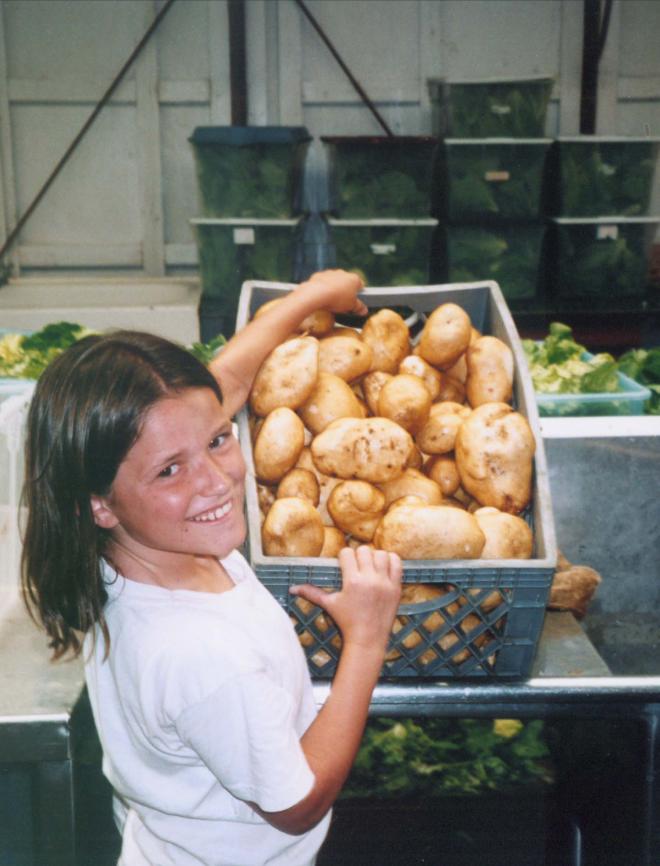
[{"left": 21, "top": 271, "right": 402, "bottom": 866}]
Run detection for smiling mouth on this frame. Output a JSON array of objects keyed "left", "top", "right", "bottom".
[{"left": 190, "top": 501, "right": 233, "bottom": 523}]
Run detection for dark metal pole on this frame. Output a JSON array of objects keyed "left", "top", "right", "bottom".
[
  {"left": 294, "top": 0, "right": 394, "bottom": 137},
  {"left": 580, "top": 0, "right": 613, "bottom": 135},
  {"left": 228, "top": 0, "right": 248, "bottom": 126},
  {"left": 0, "top": 0, "right": 178, "bottom": 265}
]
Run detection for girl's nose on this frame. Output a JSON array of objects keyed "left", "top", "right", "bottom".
[{"left": 197, "top": 453, "right": 230, "bottom": 495}]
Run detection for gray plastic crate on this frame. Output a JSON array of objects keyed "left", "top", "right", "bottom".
[{"left": 236, "top": 281, "right": 557, "bottom": 679}]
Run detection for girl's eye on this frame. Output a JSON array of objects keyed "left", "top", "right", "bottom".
[
  {"left": 210, "top": 432, "right": 228, "bottom": 450},
  {"left": 158, "top": 463, "right": 179, "bottom": 478}
]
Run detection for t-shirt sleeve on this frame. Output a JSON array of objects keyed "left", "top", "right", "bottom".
[{"left": 174, "top": 670, "right": 315, "bottom": 813}]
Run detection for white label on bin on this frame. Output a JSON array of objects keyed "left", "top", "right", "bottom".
[
  {"left": 597, "top": 224, "right": 618, "bottom": 240},
  {"left": 370, "top": 243, "right": 396, "bottom": 255},
  {"left": 233, "top": 228, "right": 255, "bottom": 245},
  {"left": 485, "top": 170, "right": 510, "bottom": 182},
  {"left": 491, "top": 103, "right": 512, "bottom": 116}
]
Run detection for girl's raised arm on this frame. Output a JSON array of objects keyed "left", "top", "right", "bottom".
[{"left": 208, "top": 269, "right": 366, "bottom": 419}]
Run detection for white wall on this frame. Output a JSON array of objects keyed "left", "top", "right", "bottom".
[{"left": 0, "top": 0, "right": 659, "bottom": 279}]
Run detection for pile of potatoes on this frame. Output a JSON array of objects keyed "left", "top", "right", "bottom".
[{"left": 248, "top": 297, "right": 537, "bottom": 564}]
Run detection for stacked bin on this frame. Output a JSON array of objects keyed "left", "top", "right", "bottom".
[
  {"left": 320, "top": 136, "right": 439, "bottom": 286},
  {"left": 546, "top": 136, "right": 660, "bottom": 304},
  {"left": 189, "top": 126, "right": 312, "bottom": 337},
  {"left": 427, "top": 77, "right": 554, "bottom": 303}
]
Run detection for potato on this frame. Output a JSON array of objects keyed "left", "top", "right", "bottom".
[
  {"left": 424, "top": 453, "right": 461, "bottom": 497},
  {"left": 435, "top": 373, "right": 466, "bottom": 405},
  {"left": 276, "top": 468, "right": 320, "bottom": 506},
  {"left": 262, "top": 497, "right": 324, "bottom": 557},
  {"left": 445, "top": 353, "right": 468, "bottom": 384},
  {"left": 398, "top": 354, "right": 442, "bottom": 401},
  {"left": 257, "top": 483, "right": 276, "bottom": 516},
  {"left": 250, "top": 336, "right": 319, "bottom": 416},
  {"left": 418, "top": 303, "right": 471, "bottom": 369},
  {"left": 361, "top": 309, "right": 410, "bottom": 373},
  {"left": 295, "top": 447, "right": 342, "bottom": 526},
  {"left": 299, "top": 372, "right": 365, "bottom": 436},
  {"left": 473, "top": 506, "right": 533, "bottom": 559},
  {"left": 405, "top": 444, "right": 425, "bottom": 470},
  {"left": 375, "top": 374, "right": 431, "bottom": 435},
  {"left": 327, "top": 480, "right": 386, "bottom": 541},
  {"left": 415, "top": 401, "right": 471, "bottom": 455},
  {"left": 466, "top": 335, "right": 514, "bottom": 407},
  {"left": 319, "top": 333, "right": 373, "bottom": 382},
  {"left": 379, "top": 468, "right": 443, "bottom": 508},
  {"left": 387, "top": 495, "right": 427, "bottom": 511},
  {"left": 311, "top": 417, "right": 414, "bottom": 483},
  {"left": 253, "top": 407, "right": 305, "bottom": 483},
  {"left": 455, "top": 402, "right": 536, "bottom": 514},
  {"left": 362, "top": 371, "right": 393, "bottom": 415},
  {"left": 253, "top": 297, "right": 335, "bottom": 337},
  {"left": 320, "top": 526, "right": 347, "bottom": 557},
  {"left": 373, "top": 504, "right": 486, "bottom": 559}
]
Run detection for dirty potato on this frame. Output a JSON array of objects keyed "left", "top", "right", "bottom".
[
  {"left": 374, "top": 504, "right": 486, "bottom": 559},
  {"left": 473, "top": 507, "right": 533, "bottom": 559},
  {"left": 361, "top": 309, "right": 410, "bottom": 373},
  {"left": 399, "top": 354, "right": 443, "bottom": 401},
  {"left": 377, "top": 373, "right": 432, "bottom": 435},
  {"left": 299, "top": 371, "right": 365, "bottom": 436},
  {"left": 418, "top": 303, "right": 472, "bottom": 370},
  {"left": 327, "top": 480, "right": 386, "bottom": 541},
  {"left": 250, "top": 336, "right": 319, "bottom": 416},
  {"left": 262, "top": 497, "right": 325, "bottom": 557},
  {"left": 415, "top": 401, "right": 471, "bottom": 455},
  {"left": 253, "top": 407, "right": 305, "bottom": 483},
  {"left": 424, "top": 453, "right": 461, "bottom": 497},
  {"left": 362, "top": 370, "right": 394, "bottom": 415},
  {"left": 455, "top": 402, "right": 536, "bottom": 514},
  {"left": 319, "top": 333, "right": 373, "bottom": 382},
  {"left": 311, "top": 417, "right": 414, "bottom": 483},
  {"left": 466, "top": 335, "right": 514, "bottom": 407},
  {"left": 276, "top": 468, "right": 320, "bottom": 506}
]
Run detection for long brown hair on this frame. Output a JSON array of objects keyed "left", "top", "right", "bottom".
[{"left": 21, "top": 330, "right": 223, "bottom": 659}]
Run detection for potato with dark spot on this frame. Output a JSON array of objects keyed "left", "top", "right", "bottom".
[
  {"left": 415, "top": 401, "right": 471, "bottom": 455},
  {"left": 311, "top": 417, "right": 413, "bottom": 483},
  {"left": 361, "top": 309, "right": 410, "bottom": 373},
  {"left": 374, "top": 504, "right": 485, "bottom": 559},
  {"left": 318, "top": 333, "right": 373, "bottom": 382},
  {"left": 418, "top": 303, "right": 471, "bottom": 369},
  {"left": 327, "top": 480, "right": 386, "bottom": 541},
  {"left": 250, "top": 336, "right": 319, "bottom": 416},
  {"left": 455, "top": 402, "right": 535, "bottom": 514},
  {"left": 262, "top": 498, "right": 325, "bottom": 557},
  {"left": 299, "top": 372, "right": 365, "bottom": 436},
  {"left": 466, "top": 335, "right": 514, "bottom": 407}
]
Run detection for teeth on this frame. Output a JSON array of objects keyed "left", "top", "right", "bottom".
[{"left": 192, "top": 502, "right": 232, "bottom": 523}]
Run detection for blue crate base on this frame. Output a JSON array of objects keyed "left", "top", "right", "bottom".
[{"left": 264, "top": 570, "right": 552, "bottom": 679}]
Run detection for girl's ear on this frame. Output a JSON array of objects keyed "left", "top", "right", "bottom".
[{"left": 90, "top": 495, "right": 119, "bottom": 529}]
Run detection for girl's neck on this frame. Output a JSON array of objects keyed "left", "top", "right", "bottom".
[{"left": 106, "top": 543, "right": 235, "bottom": 594}]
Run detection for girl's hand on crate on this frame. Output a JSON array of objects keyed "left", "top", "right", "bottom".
[
  {"left": 300, "top": 269, "right": 368, "bottom": 317},
  {"left": 290, "top": 546, "right": 402, "bottom": 655}
]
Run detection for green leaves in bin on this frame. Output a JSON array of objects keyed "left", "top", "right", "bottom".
[
  {"left": 333, "top": 224, "right": 432, "bottom": 287},
  {"left": 448, "top": 80, "right": 552, "bottom": 138},
  {"left": 521, "top": 322, "right": 620, "bottom": 395},
  {"left": 618, "top": 347, "right": 660, "bottom": 414},
  {"left": 194, "top": 143, "right": 304, "bottom": 218},
  {"left": 448, "top": 226, "right": 542, "bottom": 300},
  {"left": 559, "top": 228, "right": 647, "bottom": 297},
  {"left": 341, "top": 718, "right": 553, "bottom": 799},
  {"left": 0, "top": 322, "right": 95, "bottom": 379},
  {"left": 560, "top": 141, "right": 656, "bottom": 216}
]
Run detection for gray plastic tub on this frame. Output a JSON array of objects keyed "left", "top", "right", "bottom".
[{"left": 236, "top": 280, "right": 557, "bottom": 678}]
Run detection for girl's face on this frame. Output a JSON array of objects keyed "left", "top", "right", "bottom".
[{"left": 92, "top": 387, "right": 246, "bottom": 567}]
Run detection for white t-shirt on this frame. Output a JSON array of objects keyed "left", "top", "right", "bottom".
[{"left": 83, "top": 550, "right": 330, "bottom": 866}]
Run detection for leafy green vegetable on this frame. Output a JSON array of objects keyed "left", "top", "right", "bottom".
[
  {"left": 522, "top": 322, "right": 620, "bottom": 394},
  {"left": 342, "top": 717, "right": 553, "bottom": 800},
  {"left": 188, "top": 333, "right": 227, "bottom": 365},
  {"left": 557, "top": 225, "right": 647, "bottom": 298},
  {"left": 192, "top": 140, "right": 309, "bottom": 218},
  {"left": 438, "top": 79, "right": 553, "bottom": 138},
  {"left": 445, "top": 224, "right": 544, "bottom": 300},
  {"left": 617, "top": 347, "right": 660, "bottom": 414},
  {"left": 331, "top": 222, "right": 434, "bottom": 286},
  {"left": 0, "top": 321, "right": 95, "bottom": 379},
  {"left": 559, "top": 140, "right": 656, "bottom": 216},
  {"left": 324, "top": 139, "right": 437, "bottom": 217},
  {"left": 444, "top": 141, "right": 550, "bottom": 221}
]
